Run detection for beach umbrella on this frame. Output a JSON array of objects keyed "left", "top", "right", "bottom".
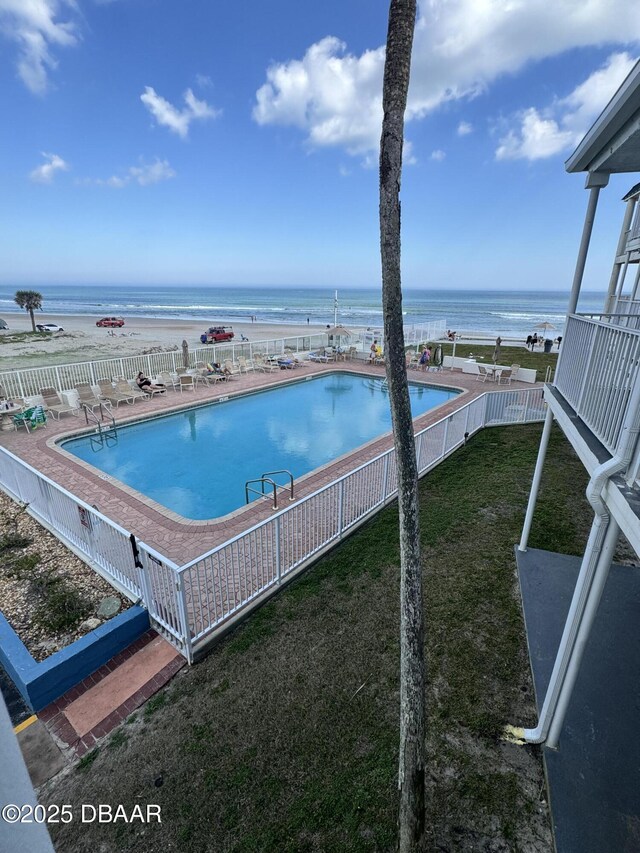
[
  {"left": 182, "top": 339, "right": 190, "bottom": 368},
  {"left": 492, "top": 336, "right": 502, "bottom": 363},
  {"left": 325, "top": 325, "right": 352, "bottom": 339},
  {"left": 534, "top": 321, "right": 556, "bottom": 332}
]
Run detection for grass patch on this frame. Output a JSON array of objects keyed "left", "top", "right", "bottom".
[
  {"left": 107, "top": 730, "right": 129, "bottom": 750},
  {"left": 46, "top": 423, "right": 596, "bottom": 852},
  {"left": 0, "top": 332, "right": 37, "bottom": 345},
  {"left": 409, "top": 340, "right": 559, "bottom": 379},
  {"left": 31, "top": 574, "right": 92, "bottom": 633},
  {"left": 143, "top": 693, "right": 168, "bottom": 719},
  {"left": 76, "top": 748, "right": 100, "bottom": 772}
]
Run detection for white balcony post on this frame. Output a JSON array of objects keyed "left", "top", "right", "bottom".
[
  {"left": 546, "top": 517, "right": 620, "bottom": 749},
  {"left": 605, "top": 196, "right": 637, "bottom": 313},
  {"left": 567, "top": 173, "right": 609, "bottom": 316},
  {"left": 518, "top": 407, "right": 554, "bottom": 552}
]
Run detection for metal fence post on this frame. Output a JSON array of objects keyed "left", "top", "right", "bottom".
[
  {"left": 338, "top": 479, "right": 344, "bottom": 535},
  {"left": 415, "top": 432, "right": 424, "bottom": 474},
  {"left": 275, "top": 516, "right": 282, "bottom": 583},
  {"left": 382, "top": 453, "right": 390, "bottom": 501},
  {"left": 442, "top": 417, "right": 450, "bottom": 457},
  {"left": 175, "top": 572, "right": 193, "bottom": 664}
]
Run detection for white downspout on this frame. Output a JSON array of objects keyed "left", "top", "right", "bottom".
[{"left": 514, "top": 365, "right": 640, "bottom": 746}]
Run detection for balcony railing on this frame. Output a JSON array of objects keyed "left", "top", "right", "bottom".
[{"left": 555, "top": 314, "right": 640, "bottom": 455}]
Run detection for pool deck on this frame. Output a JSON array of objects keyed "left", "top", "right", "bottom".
[{"left": 0, "top": 361, "right": 538, "bottom": 565}]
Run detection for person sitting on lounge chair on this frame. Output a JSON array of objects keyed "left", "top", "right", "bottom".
[
  {"left": 136, "top": 372, "right": 165, "bottom": 394},
  {"left": 206, "top": 362, "right": 230, "bottom": 376}
]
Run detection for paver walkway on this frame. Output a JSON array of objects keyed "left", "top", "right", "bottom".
[{"left": 37, "top": 630, "right": 184, "bottom": 758}]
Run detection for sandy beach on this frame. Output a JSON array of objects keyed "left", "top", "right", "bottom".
[
  {"left": 0, "top": 312, "right": 533, "bottom": 371},
  {"left": 0, "top": 314, "right": 332, "bottom": 370}
]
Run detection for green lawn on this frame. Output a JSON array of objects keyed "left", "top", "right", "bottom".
[
  {"left": 410, "top": 341, "right": 560, "bottom": 380},
  {"left": 44, "top": 423, "right": 595, "bottom": 852}
]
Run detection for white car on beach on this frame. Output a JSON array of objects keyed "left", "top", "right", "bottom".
[{"left": 36, "top": 323, "right": 64, "bottom": 333}]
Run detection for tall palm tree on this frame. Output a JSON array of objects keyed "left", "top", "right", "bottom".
[
  {"left": 14, "top": 290, "right": 43, "bottom": 332},
  {"left": 379, "top": 1, "right": 424, "bottom": 851}
]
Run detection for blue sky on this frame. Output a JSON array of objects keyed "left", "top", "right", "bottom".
[{"left": 0, "top": 0, "right": 639, "bottom": 291}]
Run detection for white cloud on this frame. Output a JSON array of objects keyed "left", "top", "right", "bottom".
[
  {"left": 140, "top": 86, "right": 220, "bottom": 139},
  {"left": 195, "top": 73, "right": 213, "bottom": 89},
  {"left": 457, "top": 121, "right": 473, "bottom": 136},
  {"left": 83, "top": 158, "right": 176, "bottom": 188},
  {"left": 128, "top": 159, "right": 176, "bottom": 186},
  {"left": 496, "top": 52, "right": 637, "bottom": 161},
  {"left": 29, "top": 151, "right": 69, "bottom": 183},
  {"left": 0, "top": 0, "right": 79, "bottom": 94},
  {"left": 253, "top": 0, "right": 640, "bottom": 160},
  {"left": 254, "top": 36, "right": 385, "bottom": 159},
  {"left": 430, "top": 149, "right": 446, "bottom": 161}
]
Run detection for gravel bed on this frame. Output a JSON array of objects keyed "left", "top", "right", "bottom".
[{"left": 0, "top": 490, "right": 129, "bottom": 662}]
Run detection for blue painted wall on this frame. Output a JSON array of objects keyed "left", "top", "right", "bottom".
[{"left": 0, "top": 606, "right": 149, "bottom": 712}]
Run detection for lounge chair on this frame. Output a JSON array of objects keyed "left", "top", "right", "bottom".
[
  {"left": 238, "top": 356, "right": 254, "bottom": 373},
  {"left": 13, "top": 405, "right": 47, "bottom": 432},
  {"left": 307, "top": 350, "right": 330, "bottom": 363},
  {"left": 510, "top": 364, "right": 520, "bottom": 381},
  {"left": 254, "top": 354, "right": 279, "bottom": 372},
  {"left": 39, "top": 386, "right": 79, "bottom": 419},
  {"left": 75, "top": 383, "right": 110, "bottom": 412},
  {"left": 223, "top": 359, "right": 241, "bottom": 377},
  {"left": 115, "top": 378, "right": 148, "bottom": 401},
  {"left": 277, "top": 357, "right": 296, "bottom": 369},
  {"left": 97, "top": 378, "right": 136, "bottom": 407}
]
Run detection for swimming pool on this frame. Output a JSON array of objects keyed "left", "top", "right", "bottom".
[{"left": 61, "top": 373, "right": 459, "bottom": 520}]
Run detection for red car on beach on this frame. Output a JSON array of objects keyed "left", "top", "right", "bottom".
[
  {"left": 97, "top": 317, "right": 125, "bottom": 327},
  {"left": 200, "top": 326, "right": 234, "bottom": 343}
]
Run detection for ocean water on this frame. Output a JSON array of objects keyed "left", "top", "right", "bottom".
[{"left": 0, "top": 285, "right": 607, "bottom": 340}]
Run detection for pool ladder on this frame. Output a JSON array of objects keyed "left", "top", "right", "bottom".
[
  {"left": 245, "top": 469, "right": 295, "bottom": 510},
  {"left": 84, "top": 403, "right": 118, "bottom": 451}
]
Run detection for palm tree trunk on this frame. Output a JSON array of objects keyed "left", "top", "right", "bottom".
[
  {"left": 379, "top": 1, "right": 424, "bottom": 850},
  {"left": 29, "top": 309, "right": 36, "bottom": 333}
]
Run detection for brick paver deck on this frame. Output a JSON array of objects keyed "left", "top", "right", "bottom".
[{"left": 0, "top": 361, "right": 537, "bottom": 565}]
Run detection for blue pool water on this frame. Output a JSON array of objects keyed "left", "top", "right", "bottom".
[{"left": 61, "top": 373, "right": 458, "bottom": 519}]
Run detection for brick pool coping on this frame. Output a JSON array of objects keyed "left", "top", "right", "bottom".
[{"left": 0, "top": 361, "right": 538, "bottom": 565}]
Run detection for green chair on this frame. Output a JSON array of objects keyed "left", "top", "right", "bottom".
[{"left": 13, "top": 405, "right": 47, "bottom": 432}]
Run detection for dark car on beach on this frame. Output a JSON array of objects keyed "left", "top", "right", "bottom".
[
  {"left": 97, "top": 317, "right": 125, "bottom": 327},
  {"left": 200, "top": 326, "right": 234, "bottom": 343}
]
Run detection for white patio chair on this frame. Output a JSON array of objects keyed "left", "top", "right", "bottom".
[{"left": 476, "top": 365, "right": 491, "bottom": 382}]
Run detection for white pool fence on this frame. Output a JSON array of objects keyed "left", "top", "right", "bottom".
[{"left": 0, "top": 386, "right": 545, "bottom": 662}]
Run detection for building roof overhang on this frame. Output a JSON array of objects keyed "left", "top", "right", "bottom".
[{"left": 565, "top": 59, "right": 640, "bottom": 175}]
